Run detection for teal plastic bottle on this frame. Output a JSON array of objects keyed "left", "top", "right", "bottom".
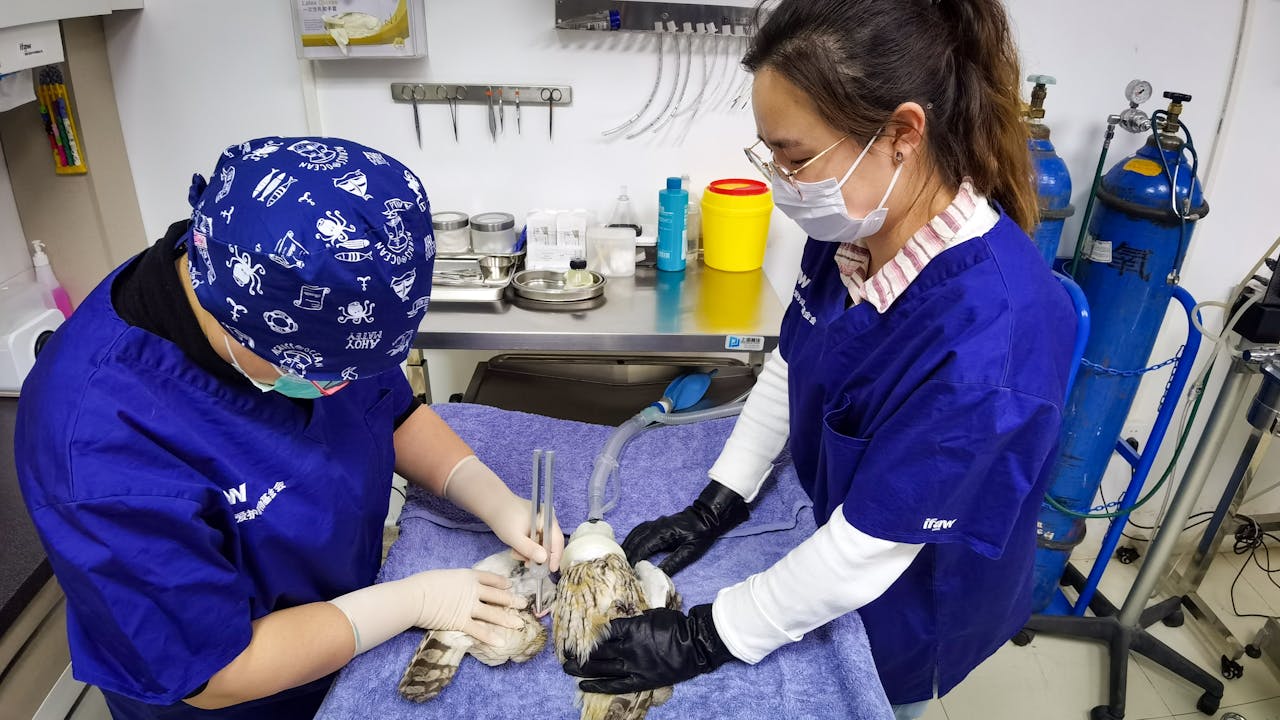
[{"left": 657, "top": 177, "right": 688, "bottom": 272}]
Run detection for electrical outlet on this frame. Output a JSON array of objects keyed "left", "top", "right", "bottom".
[{"left": 1121, "top": 423, "right": 1150, "bottom": 449}]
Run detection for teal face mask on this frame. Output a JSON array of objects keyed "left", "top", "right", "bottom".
[
  {"left": 269, "top": 373, "right": 331, "bottom": 400},
  {"left": 223, "top": 336, "right": 348, "bottom": 399}
]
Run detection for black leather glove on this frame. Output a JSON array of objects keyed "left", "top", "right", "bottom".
[
  {"left": 562, "top": 604, "right": 736, "bottom": 693},
  {"left": 621, "top": 480, "right": 749, "bottom": 575}
]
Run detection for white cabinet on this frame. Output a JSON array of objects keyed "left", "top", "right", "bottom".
[
  {"left": 0, "top": 0, "right": 144, "bottom": 74},
  {"left": 0, "top": 1, "right": 143, "bottom": 31},
  {"left": 0, "top": 21, "right": 65, "bottom": 75}
]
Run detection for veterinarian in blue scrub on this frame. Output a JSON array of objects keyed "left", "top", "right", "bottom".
[
  {"left": 17, "top": 137, "right": 563, "bottom": 720},
  {"left": 564, "top": 2, "right": 1075, "bottom": 718}
]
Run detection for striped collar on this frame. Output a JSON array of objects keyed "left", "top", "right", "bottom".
[{"left": 834, "top": 180, "right": 990, "bottom": 313}]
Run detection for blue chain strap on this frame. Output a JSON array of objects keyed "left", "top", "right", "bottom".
[{"left": 1080, "top": 345, "right": 1185, "bottom": 378}]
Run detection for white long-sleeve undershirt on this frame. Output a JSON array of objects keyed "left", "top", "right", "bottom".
[
  {"left": 705, "top": 352, "right": 923, "bottom": 663},
  {"left": 708, "top": 348, "right": 790, "bottom": 503},
  {"left": 713, "top": 506, "right": 923, "bottom": 664}
]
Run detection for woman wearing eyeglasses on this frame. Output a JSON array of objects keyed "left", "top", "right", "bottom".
[
  {"left": 16, "top": 137, "right": 563, "bottom": 720},
  {"left": 563, "top": 1, "right": 1076, "bottom": 717}
]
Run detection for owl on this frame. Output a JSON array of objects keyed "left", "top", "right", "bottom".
[
  {"left": 398, "top": 550, "right": 556, "bottom": 702},
  {"left": 554, "top": 520, "right": 682, "bottom": 720}
]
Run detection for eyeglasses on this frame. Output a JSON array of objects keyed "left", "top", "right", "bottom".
[{"left": 744, "top": 135, "right": 850, "bottom": 190}]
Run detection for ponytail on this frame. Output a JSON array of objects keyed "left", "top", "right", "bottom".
[
  {"left": 934, "top": 0, "right": 1037, "bottom": 232},
  {"left": 746, "top": 0, "right": 1039, "bottom": 233}
]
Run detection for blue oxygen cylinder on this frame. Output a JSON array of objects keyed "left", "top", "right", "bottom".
[
  {"left": 1031, "top": 92, "right": 1208, "bottom": 611},
  {"left": 1026, "top": 76, "right": 1075, "bottom": 267}
]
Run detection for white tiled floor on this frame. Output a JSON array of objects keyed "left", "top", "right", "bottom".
[
  {"left": 933, "top": 552, "right": 1280, "bottom": 720},
  {"left": 66, "top": 552, "right": 1280, "bottom": 720},
  {"left": 69, "top": 685, "right": 110, "bottom": 720}
]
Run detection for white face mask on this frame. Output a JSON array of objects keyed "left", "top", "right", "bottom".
[{"left": 770, "top": 133, "right": 904, "bottom": 244}]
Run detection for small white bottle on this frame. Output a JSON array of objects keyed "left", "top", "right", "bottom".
[{"left": 610, "top": 186, "right": 652, "bottom": 268}]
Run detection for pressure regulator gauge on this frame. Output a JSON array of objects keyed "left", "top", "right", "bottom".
[{"left": 1125, "top": 79, "right": 1154, "bottom": 105}]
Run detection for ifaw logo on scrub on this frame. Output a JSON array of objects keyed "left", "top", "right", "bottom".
[
  {"left": 792, "top": 271, "right": 817, "bottom": 326},
  {"left": 923, "top": 517, "right": 957, "bottom": 531},
  {"left": 222, "top": 481, "right": 288, "bottom": 524}
]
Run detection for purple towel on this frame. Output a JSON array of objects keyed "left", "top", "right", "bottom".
[
  {"left": 316, "top": 404, "right": 892, "bottom": 720},
  {"left": 399, "top": 404, "right": 810, "bottom": 536}
]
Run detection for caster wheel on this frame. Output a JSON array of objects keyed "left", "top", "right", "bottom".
[
  {"left": 1090, "top": 705, "right": 1122, "bottom": 720},
  {"left": 448, "top": 393, "right": 464, "bottom": 403},
  {"left": 1162, "top": 609, "right": 1185, "bottom": 628},
  {"left": 1220, "top": 655, "right": 1244, "bottom": 680},
  {"left": 1245, "top": 643, "right": 1262, "bottom": 659},
  {"left": 1011, "top": 630, "right": 1034, "bottom": 647},
  {"left": 1195, "top": 692, "right": 1220, "bottom": 715},
  {"left": 1116, "top": 546, "right": 1140, "bottom": 565}
]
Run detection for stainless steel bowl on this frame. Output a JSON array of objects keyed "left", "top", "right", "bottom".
[
  {"left": 512, "top": 269, "right": 606, "bottom": 302},
  {"left": 478, "top": 255, "right": 515, "bottom": 281}
]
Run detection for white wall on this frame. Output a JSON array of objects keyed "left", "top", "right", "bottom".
[
  {"left": 0, "top": 142, "right": 30, "bottom": 285},
  {"left": 312, "top": 0, "right": 790, "bottom": 285},
  {"left": 102, "top": 1, "right": 1279, "bottom": 532},
  {"left": 102, "top": 1, "right": 311, "bottom": 244},
  {"left": 1199, "top": 0, "right": 1280, "bottom": 525}
]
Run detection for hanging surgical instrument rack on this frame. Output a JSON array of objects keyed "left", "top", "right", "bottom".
[{"left": 389, "top": 84, "right": 574, "bottom": 142}]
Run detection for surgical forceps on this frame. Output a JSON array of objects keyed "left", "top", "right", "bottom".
[{"left": 528, "top": 449, "right": 556, "bottom": 615}]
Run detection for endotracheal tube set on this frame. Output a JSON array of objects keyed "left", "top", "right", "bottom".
[{"left": 585, "top": 373, "right": 747, "bottom": 522}]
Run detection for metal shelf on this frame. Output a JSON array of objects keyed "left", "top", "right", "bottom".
[{"left": 555, "top": 0, "right": 756, "bottom": 34}]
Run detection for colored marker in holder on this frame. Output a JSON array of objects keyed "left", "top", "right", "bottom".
[{"left": 37, "top": 66, "right": 87, "bottom": 175}]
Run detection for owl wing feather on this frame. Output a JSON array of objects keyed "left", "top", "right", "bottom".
[
  {"left": 398, "top": 630, "right": 472, "bottom": 702},
  {"left": 398, "top": 550, "right": 552, "bottom": 702}
]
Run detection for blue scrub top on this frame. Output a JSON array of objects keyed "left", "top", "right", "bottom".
[
  {"left": 16, "top": 263, "right": 413, "bottom": 718},
  {"left": 779, "top": 214, "right": 1075, "bottom": 703}
]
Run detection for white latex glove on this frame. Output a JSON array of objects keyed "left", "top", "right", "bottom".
[
  {"left": 443, "top": 455, "right": 565, "bottom": 571},
  {"left": 328, "top": 569, "right": 525, "bottom": 655}
]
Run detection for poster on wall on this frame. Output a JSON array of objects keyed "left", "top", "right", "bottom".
[{"left": 291, "top": 0, "right": 426, "bottom": 59}]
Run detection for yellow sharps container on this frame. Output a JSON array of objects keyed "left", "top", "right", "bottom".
[{"left": 700, "top": 178, "right": 773, "bottom": 272}]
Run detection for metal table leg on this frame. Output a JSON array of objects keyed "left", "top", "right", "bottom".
[
  {"left": 1250, "top": 618, "right": 1280, "bottom": 677},
  {"left": 405, "top": 348, "right": 431, "bottom": 404}
]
